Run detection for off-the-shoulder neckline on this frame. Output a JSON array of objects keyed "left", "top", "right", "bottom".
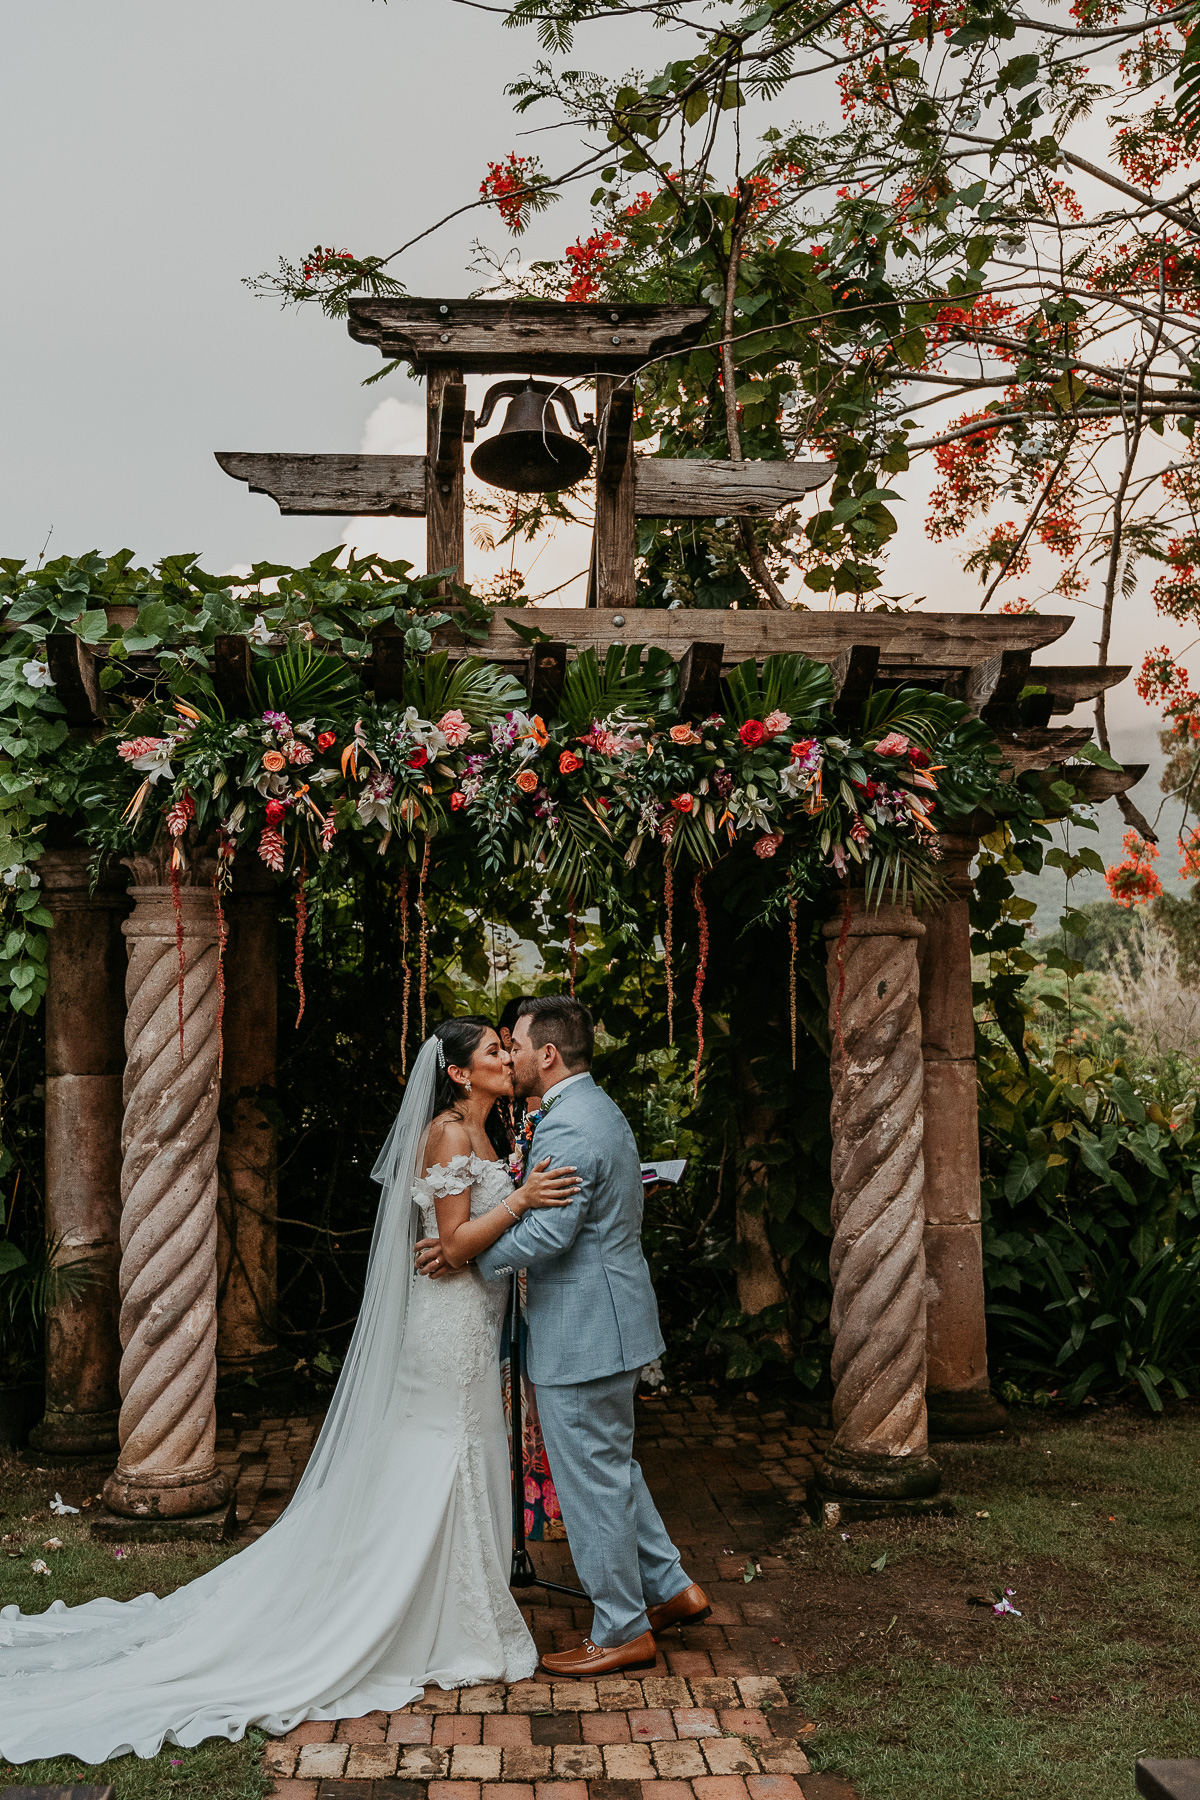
[{"left": 419, "top": 1150, "right": 506, "bottom": 1181}]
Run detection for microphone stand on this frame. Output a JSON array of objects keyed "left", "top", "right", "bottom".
[{"left": 508, "top": 1270, "right": 586, "bottom": 1599}]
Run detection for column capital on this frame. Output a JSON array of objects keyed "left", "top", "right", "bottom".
[{"left": 822, "top": 893, "right": 926, "bottom": 941}]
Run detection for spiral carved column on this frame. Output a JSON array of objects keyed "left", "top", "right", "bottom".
[
  {"left": 818, "top": 896, "right": 940, "bottom": 1502},
  {"left": 102, "top": 857, "right": 232, "bottom": 1521}
]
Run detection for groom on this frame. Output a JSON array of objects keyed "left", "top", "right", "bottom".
[{"left": 424, "top": 995, "right": 710, "bottom": 1675}]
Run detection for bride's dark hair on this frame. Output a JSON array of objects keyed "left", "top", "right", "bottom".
[{"left": 431, "top": 1016, "right": 513, "bottom": 1157}]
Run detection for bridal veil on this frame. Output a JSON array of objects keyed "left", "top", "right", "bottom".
[{"left": 0, "top": 1038, "right": 445, "bottom": 1762}]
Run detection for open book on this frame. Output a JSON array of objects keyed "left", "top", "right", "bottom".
[{"left": 640, "top": 1159, "right": 687, "bottom": 1187}]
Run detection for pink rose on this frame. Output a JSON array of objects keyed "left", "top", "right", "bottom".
[
  {"left": 286, "top": 740, "right": 314, "bottom": 766},
  {"left": 754, "top": 833, "right": 784, "bottom": 859},
  {"left": 764, "top": 710, "right": 791, "bottom": 737},
  {"left": 438, "top": 709, "right": 471, "bottom": 748},
  {"left": 875, "top": 732, "right": 910, "bottom": 757}
]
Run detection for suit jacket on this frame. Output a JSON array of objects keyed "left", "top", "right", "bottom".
[{"left": 474, "top": 1074, "right": 665, "bottom": 1386}]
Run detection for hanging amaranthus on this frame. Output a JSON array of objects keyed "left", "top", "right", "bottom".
[
  {"left": 399, "top": 869, "right": 411, "bottom": 1075},
  {"left": 691, "top": 868, "right": 709, "bottom": 1101},
  {"left": 832, "top": 888, "right": 852, "bottom": 1072},
  {"left": 417, "top": 837, "right": 431, "bottom": 1041},
  {"left": 568, "top": 890, "right": 578, "bottom": 997},
  {"left": 788, "top": 893, "right": 799, "bottom": 1072},
  {"left": 294, "top": 871, "right": 309, "bottom": 1028},
  {"left": 661, "top": 819, "right": 677, "bottom": 1047},
  {"left": 165, "top": 791, "right": 195, "bottom": 1061},
  {"left": 211, "top": 841, "right": 234, "bottom": 1079}
]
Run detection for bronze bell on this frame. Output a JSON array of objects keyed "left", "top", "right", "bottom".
[{"left": 470, "top": 379, "right": 595, "bottom": 494}]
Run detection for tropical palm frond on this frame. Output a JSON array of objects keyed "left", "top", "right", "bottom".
[
  {"left": 527, "top": 800, "right": 610, "bottom": 904},
  {"left": 248, "top": 646, "right": 358, "bottom": 716},
  {"left": 1176, "top": 0, "right": 1200, "bottom": 149},
  {"left": 857, "top": 685, "right": 966, "bottom": 749},
  {"left": 862, "top": 845, "right": 947, "bottom": 913},
  {"left": 405, "top": 651, "right": 526, "bottom": 724},
  {"left": 721, "top": 655, "right": 834, "bottom": 725},
  {"left": 556, "top": 645, "right": 675, "bottom": 737}
]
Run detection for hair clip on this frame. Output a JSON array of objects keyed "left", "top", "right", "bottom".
[{"left": 435, "top": 1038, "right": 446, "bottom": 1068}]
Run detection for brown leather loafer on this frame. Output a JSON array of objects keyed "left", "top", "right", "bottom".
[
  {"left": 539, "top": 1629, "right": 657, "bottom": 1677},
  {"left": 646, "top": 1581, "right": 713, "bottom": 1636}
]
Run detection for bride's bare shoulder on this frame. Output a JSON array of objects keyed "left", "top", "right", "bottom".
[{"left": 423, "top": 1112, "right": 472, "bottom": 1173}]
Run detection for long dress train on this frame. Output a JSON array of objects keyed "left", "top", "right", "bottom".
[{"left": 0, "top": 1044, "right": 535, "bottom": 1764}]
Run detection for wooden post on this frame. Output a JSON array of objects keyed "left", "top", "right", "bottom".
[
  {"left": 216, "top": 858, "right": 279, "bottom": 1378},
  {"left": 30, "top": 848, "right": 127, "bottom": 1457},
  {"left": 426, "top": 365, "right": 465, "bottom": 587},
  {"left": 588, "top": 374, "right": 636, "bottom": 608},
  {"left": 917, "top": 834, "right": 1007, "bottom": 1438}
]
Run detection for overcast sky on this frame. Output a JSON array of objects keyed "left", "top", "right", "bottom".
[{"left": 1, "top": 0, "right": 1191, "bottom": 900}]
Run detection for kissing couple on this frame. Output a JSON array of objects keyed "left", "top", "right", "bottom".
[{"left": 0, "top": 994, "right": 709, "bottom": 1764}]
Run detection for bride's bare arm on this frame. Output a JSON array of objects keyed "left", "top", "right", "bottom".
[{"left": 424, "top": 1120, "right": 579, "bottom": 1271}]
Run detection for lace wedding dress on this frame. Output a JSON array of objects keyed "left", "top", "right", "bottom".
[{"left": 0, "top": 1043, "right": 536, "bottom": 1764}]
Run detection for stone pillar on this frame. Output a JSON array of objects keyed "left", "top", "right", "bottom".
[
  {"left": 102, "top": 855, "right": 231, "bottom": 1521},
  {"left": 917, "top": 835, "right": 1007, "bottom": 1438},
  {"left": 216, "top": 859, "right": 279, "bottom": 1375},
  {"left": 817, "top": 896, "right": 940, "bottom": 1504},
  {"left": 30, "top": 849, "right": 127, "bottom": 1457}
]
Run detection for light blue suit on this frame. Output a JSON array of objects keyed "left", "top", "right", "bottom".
[{"left": 475, "top": 1072, "right": 689, "bottom": 1645}]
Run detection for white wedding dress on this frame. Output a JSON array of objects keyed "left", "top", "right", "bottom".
[{"left": 0, "top": 1042, "right": 536, "bottom": 1764}]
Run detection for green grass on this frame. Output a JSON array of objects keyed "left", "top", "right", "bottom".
[
  {"left": 0, "top": 1451, "right": 269, "bottom": 1800},
  {"left": 783, "top": 1409, "right": 1200, "bottom": 1800}
]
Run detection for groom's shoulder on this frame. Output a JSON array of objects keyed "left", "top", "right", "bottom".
[{"left": 565, "top": 1077, "right": 637, "bottom": 1148}]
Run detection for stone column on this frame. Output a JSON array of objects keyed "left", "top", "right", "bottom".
[
  {"left": 917, "top": 834, "right": 1007, "bottom": 1438},
  {"left": 30, "top": 849, "right": 127, "bottom": 1457},
  {"left": 216, "top": 859, "right": 279, "bottom": 1376},
  {"left": 818, "top": 896, "right": 940, "bottom": 1503},
  {"left": 102, "top": 855, "right": 231, "bottom": 1521}
]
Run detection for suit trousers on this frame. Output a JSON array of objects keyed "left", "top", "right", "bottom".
[{"left": 534, "top": 1367, "right": 689, "bottom": 1647}]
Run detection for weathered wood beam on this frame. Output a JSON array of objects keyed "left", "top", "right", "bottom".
[
  {"left": 1029, "top": 663, "right": 1133, "bottom": 715},
  {"left": 448, "top": 607, "right": 1073, "bottom": 672},
  {"left": 46, "top": 633, "right": 103, "bottom": 726},
  {"left": 366, "top": 626, "right": 406, "bottom": 701},
  {"left": 1048, "top": 762, "right": 1148, "bottom": 808},
  {"left": 588, "top": 375, "right": 636, "bottom": 609},
  {"left": 434, "top": 383, "right": 470, "bottom": 486},
  {"left": 981, "top": 648, "right": 1038, "bottom": 729},
  {"left": 832, "top": 644, "right": 881, "bottom": 723},
  {"left": 347, "top": 297, "right": 712, "bottom": 376},
  {"left": 634, "top": 457, "right": 834, "bottom": 517},
  {"left": 215, "top": 452, "right": 426, "bottom": 517},
  {"left": 427, "top": 367, "right": 465, "bottom": 589},
  {"left": 213, "top": 636, "right": 253, "bottom": 712},
  {"left": 526, "top": 642, "right": 567, "bottom": 716},
  {"left": 597, "top": 385, "right": 635, "bottom": 491},
  {"left": 995, "top": 726, "right": 1093, "bottom": 776},
  {"left": 675, "top": 641, "right": 725, "bottom": 719}
]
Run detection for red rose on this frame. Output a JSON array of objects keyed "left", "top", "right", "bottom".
[
  {"left": 559, "top": 751, "right": 582, "bottom": 775},
  {"left": 450, "top": 791, "right": 466, "bottom": 811},
  {"left": 408, "top": 746, "right": 429, "bottom": 769},
  {"left": 908, "top": 746, "right": 931, "bottom": 768},
  {"left": 670, "top": 793, "right": 694, "bottom": 814},
  {"left": 739, "top": 719, "right": 765, "bottom": 748},
  {"left": 265, "top": 799, "right": 287, "bottom": 825},
  {"left": 317, "top": 731, "right": 336, "bottom": 752}
]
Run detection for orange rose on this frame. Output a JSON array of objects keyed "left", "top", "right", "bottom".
[
  {"left": 515, "top": 769, "right": 539, "bottom": 794},
  {"left": 670, "top": 793, "right": 694, "bottom": 813},
  {"left": 262, "top": 750, "right": 286, "bottom": 772},
  {"left": 669, "top": 724, "right": 700, "bottom": 745},
  {"left": 559, "top": 751, "right": 582, "bottom": 775}
]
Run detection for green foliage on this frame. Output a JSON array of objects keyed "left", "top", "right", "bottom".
[
  {"left": 0, "top": 1232, "right": 99, "bottom": 1384},
  {"left": 979, "top": 1042, "right": 1200, "bottom": 1408}
]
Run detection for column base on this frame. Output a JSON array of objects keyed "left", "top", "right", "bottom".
[
  {"left": 926, "top": 1386, "right": 1008, "bottom": 1440},
  {"left": 807, "top": 1483, "right": 957, "bottom": 1527},
  {"left": 29, "top": 1406, "right": 121, "bottom": 1459},
  {"left": 101, "top": 1463, "right": 232, "bottom": 1521},
  {"left": 815, "top": 1443, "right": 942, "bottom": 1501},
  {"left": 89, "top": 1493, "right": 237, "bottom": 1544}
]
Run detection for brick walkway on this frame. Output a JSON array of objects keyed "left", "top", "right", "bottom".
[{"left": 218, "top": 1395, "right": 854, "bottom": 1800}]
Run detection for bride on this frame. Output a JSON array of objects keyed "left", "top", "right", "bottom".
[{"left": 0, "top": 1018, "right": 579, "bottom": 1764}]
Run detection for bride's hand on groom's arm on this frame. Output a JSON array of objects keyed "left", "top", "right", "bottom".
[{"left": 514, "top": 1156, "right": 580, "bottom": 1213}]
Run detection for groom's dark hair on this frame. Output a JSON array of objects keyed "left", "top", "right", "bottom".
[{"left": 518, "top": 995, "right": 594, "bottom": 1071}]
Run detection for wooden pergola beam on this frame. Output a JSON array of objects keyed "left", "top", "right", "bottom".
[
  {"left": 346, "top": 297, "right": 712, "bottom": 376},
  {"left": 215, "top": 451, "right": 834, "bottom": 522}
]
